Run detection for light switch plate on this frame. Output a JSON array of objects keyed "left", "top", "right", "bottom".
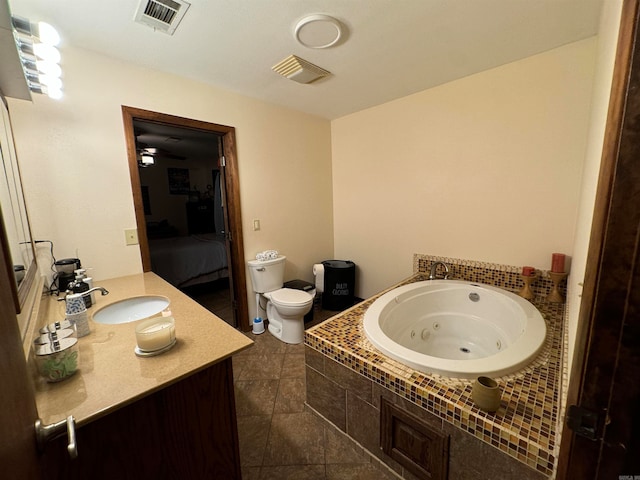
[{"left": 125, "top": 228, "right": 139, "bottom": 245}]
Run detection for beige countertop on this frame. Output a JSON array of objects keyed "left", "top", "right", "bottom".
[{"left": 32, "top": 272, "right": 253, "bottom": 426}]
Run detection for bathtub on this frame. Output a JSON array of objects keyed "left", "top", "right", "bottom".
[{"left": 363, "top": 280, "right": 547, "bottom": 378}]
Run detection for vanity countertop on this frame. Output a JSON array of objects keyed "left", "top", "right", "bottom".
[{"left": 32, "top": 272, "right": 253, "bottom": 426}]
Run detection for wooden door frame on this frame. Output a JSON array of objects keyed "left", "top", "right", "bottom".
[
  {"left": 121, "top": 106, "right": 250, "bottom": 332},
  {"left": 556, "top": 0, "right": 640, "bottom": 476}
]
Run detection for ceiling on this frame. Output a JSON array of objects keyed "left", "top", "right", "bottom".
[{"left": 10, "top": 0, "right": 603, "bottom": 120}]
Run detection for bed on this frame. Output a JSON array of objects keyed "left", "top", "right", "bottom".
[{"left": 149, "top": 233, "right": 228, "bottom": 288}]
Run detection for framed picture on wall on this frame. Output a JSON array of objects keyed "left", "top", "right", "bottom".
[{"left": 167, "top": 167, "right": 190, "bottom": 195}]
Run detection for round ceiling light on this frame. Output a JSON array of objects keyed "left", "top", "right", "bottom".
[{"left": 294, "top": 14, "right": 343, "bottom": 49}]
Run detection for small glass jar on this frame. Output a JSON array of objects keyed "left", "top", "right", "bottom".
[
  {"left": 33, "top": 328, "right": 75, "bottom": 345},
  {"left": 34, "top": 337, "right": 79, "bottom": 383},
  {"left": 39, "top": 319, "right": 74, "bottom": 334}
]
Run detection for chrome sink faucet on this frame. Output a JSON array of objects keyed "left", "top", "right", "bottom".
[
  {"left": 83, "top": 287, "right": 110, "bottom": 297},
  {"left": 58, "top": 287, "right": 110, "bottom": 301},
  {"left": 429, "top": 261, "right": 450, "bottom": 280}
]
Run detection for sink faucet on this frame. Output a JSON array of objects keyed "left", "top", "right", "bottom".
[
  {"left": 58, "top": 287, "right": 110, "bottom": 302},
  {"left": 83, "top": 287, "right": 109, "bottom": 297},
  {"left": 429, "top": 261, "right": 450, "bottom": 280}
]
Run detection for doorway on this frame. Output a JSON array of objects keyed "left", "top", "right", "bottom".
[{"left": 121, "top": 106, "right": 249, "bottom": 331}]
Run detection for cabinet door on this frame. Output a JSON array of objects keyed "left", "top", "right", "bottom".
[{"left": 43, "top": 359, "right": 241, "bottom": 479}]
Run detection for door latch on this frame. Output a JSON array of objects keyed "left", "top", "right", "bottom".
[
  {"left": 567, "top": 405, "right": 605, "bottom": 441},
  {"left": 35, "top": 415, "right": 78, "bottom": 459}
]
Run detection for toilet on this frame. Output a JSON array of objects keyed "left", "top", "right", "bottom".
[{"left": 248, "top": 255, "right": 315, "bottom": 344}]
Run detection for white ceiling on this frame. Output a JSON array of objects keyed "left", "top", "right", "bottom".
[{"left": 10, "top": 0, "right": 603, "bottom": 120}]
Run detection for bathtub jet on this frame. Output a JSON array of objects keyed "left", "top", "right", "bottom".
[{"left": 363, "top": 280, "right": 547, "bottom": 379}]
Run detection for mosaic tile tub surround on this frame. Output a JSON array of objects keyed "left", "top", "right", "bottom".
[{"left": 305, "top": 254, "right": 568, "bottom": 477}]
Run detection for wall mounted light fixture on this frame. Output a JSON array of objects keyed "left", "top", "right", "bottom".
[{"left": 11, "top": 15, "right": 63, "bottom": 99}]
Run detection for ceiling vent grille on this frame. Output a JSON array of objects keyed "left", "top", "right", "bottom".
[
  {"left": 134, "top": 0, "right": 190, "bottom": 35},
  {"left": 272, "top": 55, "right": 331, "bottom": 84}
]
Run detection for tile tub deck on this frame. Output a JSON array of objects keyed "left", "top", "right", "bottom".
[{"left": 305, "top": 259, "right": 567, "bottom": 477}]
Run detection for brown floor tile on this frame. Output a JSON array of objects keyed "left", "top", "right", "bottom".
[
  {"left": 246, "top": 331, "right": 289, "bottom": 355},
  {"left": 259, "top": 465, "right": 326, "bottom": 480},
  {"left": 262, "top": 412, "right": 326, "bottom": 466},
  {"left": 228, "top": 303, "right": 363, "bottom": 474},
  {"left": 237, "top": 415, "right": 272, "bottom": 467},
  {"left": 232, "top": 356, "right": 247, "bottom": 381},
  {"left": 241, "top": 466, "right": 262, "bottom": 480},
  {"left": 274, "top": 378, "right": 306, "bottom": 414},
  {"left": 326, "top": 463, "right": 397, "bottom": 480},
  {"left": 285, "top": 342, "right": 306, "bottom": 354},
  {"left": 324, "top": 426, "right": 369, "bottom": 465},
  {"left": 237, "top": 353, "right": 285, "bottom": 380},
  {"left": 281, "top": 353, "right": 306, "bottom": 379},
  {"left": 235, "top": 379, "right": 280, "bottom": 417}
]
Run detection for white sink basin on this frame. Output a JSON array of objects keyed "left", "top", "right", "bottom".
[{"left": 92, "top": 295, "right": 170, "bottom": 325}]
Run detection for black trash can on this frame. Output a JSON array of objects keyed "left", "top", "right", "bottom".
[{"left": 321, "top": 260, "right": 356, "bottom": 311}]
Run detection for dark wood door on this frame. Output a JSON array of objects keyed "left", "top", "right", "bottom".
[
  {"left": 0, "top": 218, "right": 42, "bottom": 477},
  {"left": 558, "top": 0, "right": 640, "bottom": 476}
]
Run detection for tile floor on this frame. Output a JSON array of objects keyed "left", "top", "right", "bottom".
[
  {"left": 233, "top": 319, "right": 397, "bottom": 480},
  {"left": 188, "top": 282, "right": 392, "bottom": 478},
  {"left": 181, "top": 278, "right": 235, "bottom": 326}
]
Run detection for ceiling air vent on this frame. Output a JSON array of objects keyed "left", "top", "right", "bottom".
[
  {"left": 134, "top": 0, "right": 190, "bottom": 35},
  {"left": 272, "top": 55, "right": 331, "bottom": 84}
]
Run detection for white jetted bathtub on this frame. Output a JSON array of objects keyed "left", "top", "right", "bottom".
[{"left": 363, "top": 280, "right": 547, "bottom": 378}]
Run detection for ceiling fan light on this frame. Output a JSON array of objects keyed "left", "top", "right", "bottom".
[{"left": 140, "top": 154, "right": 155, "bottom": 165}]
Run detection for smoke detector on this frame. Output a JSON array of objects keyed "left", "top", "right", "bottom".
[
  {"left": 134, "top": 0, "right": 190, "bottom": 35},
  {"left": 272, "top": 55, "right": 331, "bottom": 84}
]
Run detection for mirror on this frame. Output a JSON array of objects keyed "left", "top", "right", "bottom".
[{"left": 0, "top": 95, "right": 36, "bottom": 317}]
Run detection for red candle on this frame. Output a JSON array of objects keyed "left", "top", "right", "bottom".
[
  {"left": 522, "top": 266, "right": 535, "bottom": 276},
  {"left": 551, "top": 253, "right": 566, "bottom": 273}
]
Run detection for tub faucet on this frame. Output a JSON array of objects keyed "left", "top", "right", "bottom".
[{"left": 429, "top": 261, "right": 450, "bottom": 280}]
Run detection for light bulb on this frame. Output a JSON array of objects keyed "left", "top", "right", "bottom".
[
  {"left": 140, "top": 154, "right": 155, "bottom": 166},
  {"left": 47, "top": 87, "right": 63, "bottom": 100},
  {"left": 37, "top": 22, "right": 60, "bottom": 46},
  {"left": 39, "top": 75, "right": 62, "bottom": 90},
  {"left": 36, "top": 60, "right": 61, "bottom": 78},
  {"left": 33, "top": 43, "right": 60, "bottom": 63}
]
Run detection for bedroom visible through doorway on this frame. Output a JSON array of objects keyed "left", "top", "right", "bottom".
[{"left": 121, "top": 106, "right": 249, "bottom": 331}]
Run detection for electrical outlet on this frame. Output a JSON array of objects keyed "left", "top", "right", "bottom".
[
  {"left": 253, "top": 219, "right": 261, "bottom": 231},
  {"left": 124, "top": 228, "right": 139, "bottom": 246}
]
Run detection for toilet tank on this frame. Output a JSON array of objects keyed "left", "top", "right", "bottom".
[{"left": 248, "top": 255, "right": 286, "bottom": 293}]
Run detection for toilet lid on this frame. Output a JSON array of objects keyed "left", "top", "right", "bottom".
[{"left": 269, "top": 288, "right": 312, "bottom": 306}]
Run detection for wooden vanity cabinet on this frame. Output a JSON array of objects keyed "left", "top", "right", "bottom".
[{"left": 42, "top": 358, "right": 241, "bottom": 480}]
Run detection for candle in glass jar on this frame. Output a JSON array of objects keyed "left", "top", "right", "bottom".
[
  {"left": 135, "top": 317, "right": 175, "bottom": 352},
  {"left": 551, "top": 253, "right": 566, "bottom": 273}
]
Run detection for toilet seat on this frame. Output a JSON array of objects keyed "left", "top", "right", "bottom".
[{"left": 266, "top": 288, "right": 312, "bottom": 306}]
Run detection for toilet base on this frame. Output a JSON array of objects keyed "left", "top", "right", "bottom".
[{"left": 266, "top": 315, "right": 304, "bottom": 344}]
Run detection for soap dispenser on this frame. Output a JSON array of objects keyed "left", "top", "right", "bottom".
[{"left": 71, "top": 274, "right": 92, "bottom": 308}]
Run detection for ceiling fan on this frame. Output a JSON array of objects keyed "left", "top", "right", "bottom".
[{"left": 136, "top": 142, "right": 186, "bottom": 168}]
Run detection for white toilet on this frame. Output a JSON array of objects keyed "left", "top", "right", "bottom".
[{"left": 247, "top": 255, "right": 315, "bottom": 344}]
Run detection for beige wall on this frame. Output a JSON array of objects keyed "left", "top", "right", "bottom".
[
  {"left": 331, "top": 39, "right": 597, "bottom": 299},
  {"left": 8, "top": 46, "right": 334, "bottom": 321},
  {"left": 567, "top": 0, "right": 623, "bottom": 369}
]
